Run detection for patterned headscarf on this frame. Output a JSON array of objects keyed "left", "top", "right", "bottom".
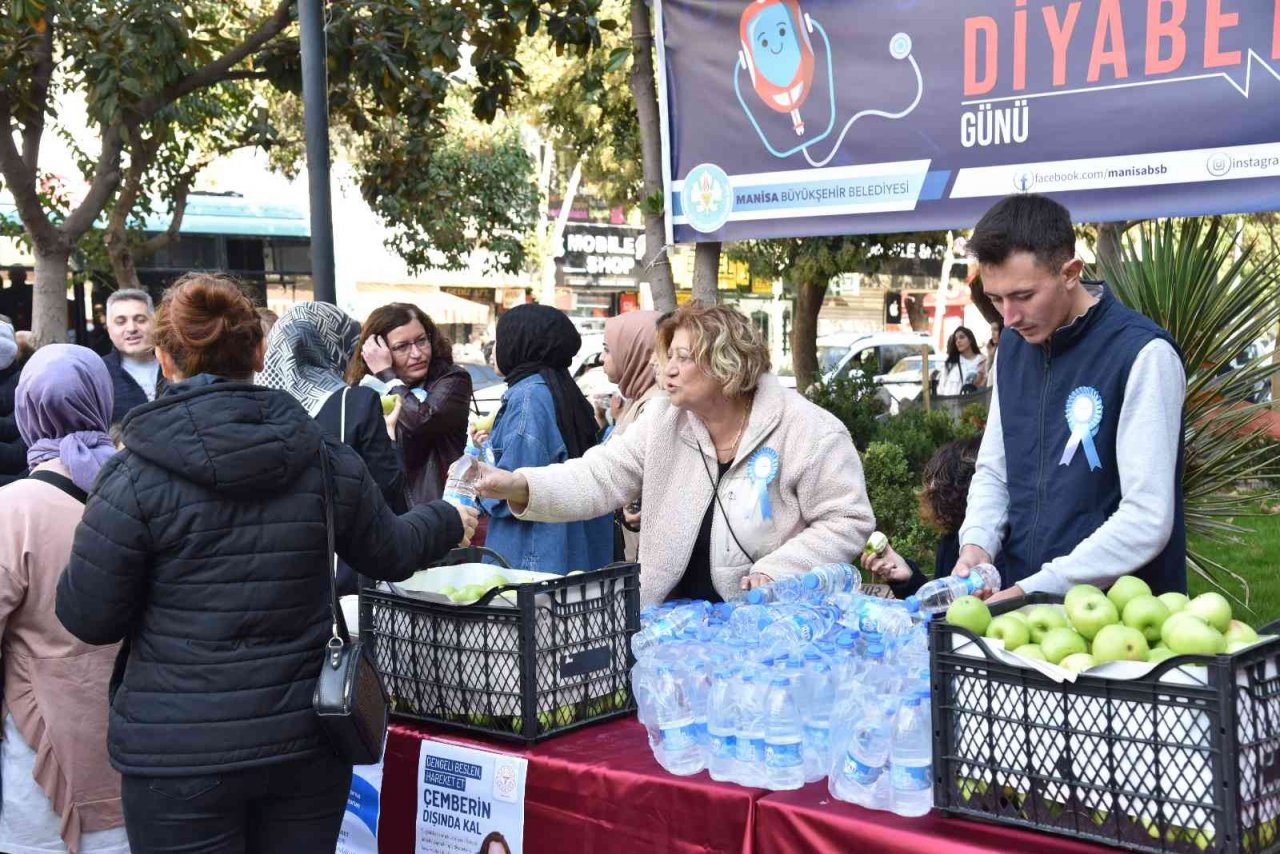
[{"left": 257, "top": 302, "right": 361, "bottom": 416}]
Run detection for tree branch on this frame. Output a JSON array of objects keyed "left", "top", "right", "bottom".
[
  {"left": 222, "top": 69, "right": 273, "bottom": 82},
  {"left": 135, "top": 0, "right": 294, "bottom": 121},
  {"left": 137, "top": 175, "right": 193, "bottom": 258},
  {"left": 0, "top": 97, "right": 60, "bottom": 250},
  {"left": 20, "top": 24, "right": 55, "bottom": 172},
  {"left": 60, "top": 121, "right": 124, "bottom": 240}
]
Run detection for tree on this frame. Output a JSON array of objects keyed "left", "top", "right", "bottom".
[
  {"left": 0, "top": 0, "right": 610, "bottom": 341},
  {"left": 731, "top": 232, "right": 947, "bottom": 389}
]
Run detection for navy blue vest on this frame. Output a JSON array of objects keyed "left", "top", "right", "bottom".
[{"left": 996, "top": 284, "right": 1187, "bottom": 594}]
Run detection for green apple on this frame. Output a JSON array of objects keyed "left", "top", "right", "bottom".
[
  {"left": 1024, "top": 605, "right": 1069, "bottom": 643},
  {"left": 1040, "top": 627, "right": 1088, "bottom": 664},
  {"left": 1227, "top": 640, "right": 1256, "bottom": 654},
  {"left": 1014, "top": 643, "right": 1047, "bottom": 661},
  {"left": 1161, "top": 611, "right": 1203, "bottom": 647},
  {"left": 1148, "top": 647, "right": 1178, "bottom": 664},
  {"left": 946, "top": 595, "right": 992, "bottom": 636},
  {"left": 380, "top": 394, "right": 397, "bottom": 415},
  {"left": 1223, "top": 619, "right": 1259, "bottom": 647},
  {"left": 1121, "top": 595, "right": 1171, "bottom": 644},
  {"left": 439, "top": 584, "right": 458, "bottom": 597},
  {"left": 1158, "top": 592, "right": 1189, "bottom": 614},
  {"left": 1091, "top": 624, "right": 1150, "bottom": 663},
  {"left": 1107, "top": 575, "right": 1152, "bottom": 614},
  {"left": 1066, "top": 594, "right": 1120, "bottom": 641},
  {"left": 985, "top": 613, "right": 1031, "bottom": 649},
  {"left": 1064, "top": 583, "right": 1107, "bottom": 609},
  {"left": 1164, "top": 613, "right": 1227, "bottom": 655},
  {"left": 1004, "top": 611, "right": 1031, "bottom": 628},
  {"left": 1059, "top": 652, "right": 1097, "bottom": 673},
  {"left": 1186, "top": 591, "right": 1232, "bottom": 633},
  {"left": 486, "top": 573, "right": 510, "bottom": 588}
]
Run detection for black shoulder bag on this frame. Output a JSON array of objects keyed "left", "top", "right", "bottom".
[{"left": 312, "top": 443, "right": 389, "bottom": 765}]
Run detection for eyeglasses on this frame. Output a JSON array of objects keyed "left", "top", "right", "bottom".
[{"left": 389, "top": 335, "right": 430, "bottom": 356}]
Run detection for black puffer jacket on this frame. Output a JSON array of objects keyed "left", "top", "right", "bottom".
[
  {"left": 56, "top": 375, "right": 463, "bottom": 776},
  {"left": 0, "top": 361, "right": 25, "bottom": 486}
]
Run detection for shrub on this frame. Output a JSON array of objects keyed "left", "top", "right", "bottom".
[{"left": 861, "top": 441, "right": 940, "bottom": 570}]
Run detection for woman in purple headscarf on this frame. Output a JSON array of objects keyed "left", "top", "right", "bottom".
[{"left": 0, "top": 344, "right": 128, "bottom": 853}]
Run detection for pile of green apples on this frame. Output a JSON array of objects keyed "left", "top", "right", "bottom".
[
  {"left": 438, "top": 573, "right": 516, "bottom": 604},
  {"left": 946, "top": 576, "right": 1265, "bottom": 673}
]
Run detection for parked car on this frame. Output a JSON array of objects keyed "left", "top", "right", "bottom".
[
  {"left": 874, "top": 354, "right": 948, "bottom": 414},
  {"left": 460, "top": 333, "right": 611, "bottom": 420},
  {"left": 460, "top": 362, "right": 506, "bottom": 418},
  {"left": 820, "top": 331, "right": 938, "bottom": 385}
]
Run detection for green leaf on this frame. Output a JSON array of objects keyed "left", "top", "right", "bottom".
[{"left": 604, "top": 45, "right": 630, "bottom": 74}]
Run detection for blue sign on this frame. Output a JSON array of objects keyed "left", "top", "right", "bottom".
[{"left": 655, "top": 0, "right": 1280, "bottom": 243}]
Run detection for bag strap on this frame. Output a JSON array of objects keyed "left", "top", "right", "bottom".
[
  {"left": 27, "top": 469, "right": 88, "bottom": 504},
  {"left": 318, "top": 446, "right": 350, "bottom": 647},
  {"left": 339, "top": 387, "right": 349, "bottom": 445}
]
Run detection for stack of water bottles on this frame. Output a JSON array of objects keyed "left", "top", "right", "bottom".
[{"left": 629, "top": 558, "right": 1003, "bottom": 818}]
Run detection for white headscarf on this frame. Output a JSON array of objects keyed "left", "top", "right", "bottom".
[{"left": 256, "top": 303, "right": 360, "bottom": 416}]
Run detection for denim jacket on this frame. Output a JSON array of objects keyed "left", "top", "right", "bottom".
[{"left": 481, "top": 375, "right": 613, "bottom": 573}]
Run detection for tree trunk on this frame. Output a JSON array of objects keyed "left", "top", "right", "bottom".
[
  {"left": 32, "top": 247, "right": 70, "bottom": 345},
  {"left": 968, "top": 275, "right": 1003, "bottom": 326},
  {"left": 105, "top": 227, "right": 143, "bottom": 291},
  {"left": 1095, "top": 221, "right": 1126, "bottom": 275},
  {"left": 692, "top": 242, "right": 721, "bottom": 304},
  {"left": 628, "top": 0, "right": 677, "bottom": 312},
  {"left": 792, "top": 278, "right": 828, "bottom": 391}
]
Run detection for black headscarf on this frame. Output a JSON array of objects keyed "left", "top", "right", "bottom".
[{"left": 495, "top": 304, "right": 597, "bottom": 459}]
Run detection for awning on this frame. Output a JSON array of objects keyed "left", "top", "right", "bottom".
[
  {"left": 346, "top": 285, "right": 491, "bottom": 326},
  {"left": 139, "top": 193, "right": 309, "bottom": 238}
]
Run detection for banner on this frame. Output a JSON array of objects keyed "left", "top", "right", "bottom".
[
  {"left": 416, "top": 739, "right": 528, "bottom": 854},
  {"left": 336, "top": 755, "right": 384, "bottom": 854},
  {"left": 655, "top": 0, "right": 1280, "bottom": 243}
]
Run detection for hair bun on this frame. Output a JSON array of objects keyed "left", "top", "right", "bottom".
[{"left": 154, "top": 273, "right": 264, "bottom": 379}]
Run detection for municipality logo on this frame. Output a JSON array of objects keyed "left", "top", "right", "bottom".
[
  {"left": 682, "top": 163, "right": 733, "bottom": 234},
  {"left": 1206, "top": 152, "right": 1232, "bottom": 177}
]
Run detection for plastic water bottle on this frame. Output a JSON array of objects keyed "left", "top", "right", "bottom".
[
  {"left": 857, "top": 599, "right": 917, "bottom": 646},
  {"left": 734, "top": 670, "right": 768, "bottom": 787},
  {"left": 651, "top": 665, "right": 704, "bottom": 776},
  {"left": 705, "top": 667, "right": 739, "bottom": 782},
  {"left": 681, "top": 656, "right": 712, "bottom": 748},
  {"left": 832, "top": 698, "right": 895, "bottom": 807},
  {"left": 722, "top": 604, "right": 775, "bottom": 644},
  {"left": 889, "top": 690, "right": 934, "bottom": 816},
  {"left": 632, "top": 602, "right": 710, "bottom": 659},
  {"left": 442, "top": 447, "right": 482, "bottom": 509},
  {"left": 802, "top": 662, "right": 835, "bottom": 783},
  {"left": 905, "top": 563, "right": 1002, "bottom": 614},
  {"left": 760, "top": 605, "right": 833, "bottom": 652},
  {"left": 762, "top": 676, "right": 805, "bottom": 790},
  {"left": 745, "top": 575, "right": 813, "bottom": 605},
  {"left": 832, "top": 630, "right": 862, "bottom": 686},
  {"left": 802, "top": 563, "right": 862, "bottom": 597}
]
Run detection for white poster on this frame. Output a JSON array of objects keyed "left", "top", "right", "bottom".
[
  {"left": 336, "top": 754, "right": 383, "bottom": 854},
  {"left": 415, "top": 739, "right": 528, "bottom": 854}
]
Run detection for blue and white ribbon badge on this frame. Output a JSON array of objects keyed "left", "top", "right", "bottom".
[
  {"left": 747, "top": 447, "right": 779, "bottom": 521},
  {"left": 1059, "top": 386, "right": 1104, "bottom": 470}
]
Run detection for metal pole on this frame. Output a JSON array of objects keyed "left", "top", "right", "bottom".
[{"left": 299, "top": 0, "right": 336, "bottom": 304}]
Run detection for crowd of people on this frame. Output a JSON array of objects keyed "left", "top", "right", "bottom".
[{"left": 0, "top": 193, "right": 1187, "bottom": 852}]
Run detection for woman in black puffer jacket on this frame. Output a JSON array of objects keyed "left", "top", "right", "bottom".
[
  {"left": 0, "top": 319, "right": 26, "bottom": 486},
  {"left": 56, "top": 274, "right": 479, "bottom": 854}
]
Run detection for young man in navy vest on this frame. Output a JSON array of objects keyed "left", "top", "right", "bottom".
[{"left": 953, "top": 194, "right": 1187, "bottom": 602}]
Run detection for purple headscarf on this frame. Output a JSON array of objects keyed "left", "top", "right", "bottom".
[{"left": 16, "top": 344, "right": 117, "bottom": 492}]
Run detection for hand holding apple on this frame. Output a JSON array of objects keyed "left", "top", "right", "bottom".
[{"left": 860, "top": 543, "right": 912, "bottom": 584}]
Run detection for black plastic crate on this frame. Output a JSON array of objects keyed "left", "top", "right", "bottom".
[
  {"left": 930, "top": 592, "right": 1280, "bottom": 853},
  {"left": 360, "top": 547, "right": 641, "bottom": 743}
]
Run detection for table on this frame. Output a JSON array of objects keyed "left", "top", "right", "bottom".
[{"left": 379, "top": 716, "right": 1110, "bottom": 854}]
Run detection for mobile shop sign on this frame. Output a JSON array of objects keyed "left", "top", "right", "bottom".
[
  {"left": 555, "top": 223, "right": 647, "bottom": 288},
  {"left": 655, "top": 0, "right": 1280, "bottom": 244},
  {"left": 415, "top": 739, "right": 528, "bottom": 854}
]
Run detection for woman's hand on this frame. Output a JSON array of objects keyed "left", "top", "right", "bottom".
[
  {"left": 362, "top": 334, "right": 394, "bottom": 375},
  {"left": 739, "top": 571, "right": 774, "bottom": 593},
  {"left": 453, "top": 504, "right": 479, "bottom": 546},
  {"left": 860, "top": 544, "right": 912, "bottom": 584},
  {"left": 474, "top": 462, "right": 530, "bottom": 511},
  {"left": 383, "top": 394, "right": 402, "bottom": 441},
  {"left": 622, "top": 505, "right": 642, "bottom": 531}
]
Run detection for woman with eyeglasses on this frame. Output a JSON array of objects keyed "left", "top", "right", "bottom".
[{"left": 347, "top": 303, "right": 473, "bottom": 506}]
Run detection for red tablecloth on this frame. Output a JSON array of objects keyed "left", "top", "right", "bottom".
[
  {"left": 380, "top": 717, "right": 763, "bottom": 854},
  {"left": 380, "top": 716, "right": 1112, "bottom": 854}
]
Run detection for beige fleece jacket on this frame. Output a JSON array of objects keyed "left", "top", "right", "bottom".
[{"left": 517, "top": 374, "right": 875, "bottom": 606}]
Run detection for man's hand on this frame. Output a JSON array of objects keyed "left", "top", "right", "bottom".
[
  {"left": 454, "top": 504, "right": 479, "bottom": 546},
  {"left": 474, "top": 462, "right": 530, "bottom": 512},
  {"left": 987, "top": 584, "right": 1025, "bottom": 605},
  {"left": 951, "top": 544, "right": 995, "bottom": 599},
  {"left": 860, "top": 544, "right": 912, "bottom": 584}
]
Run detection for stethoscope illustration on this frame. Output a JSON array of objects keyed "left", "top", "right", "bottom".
[{"left": 734, "top": 0, "right": 924, "bottom": 168}]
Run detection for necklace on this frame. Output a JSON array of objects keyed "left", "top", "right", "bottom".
[{"left": 714, "top": 401, "right": 751, "bottom": 459}]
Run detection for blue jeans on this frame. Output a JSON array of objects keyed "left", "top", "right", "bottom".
[{"left": 120, "top": 751, "right": 352, "bottom": 853}]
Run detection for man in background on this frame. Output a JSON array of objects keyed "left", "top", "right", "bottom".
[{"left": 102, "top": 288, "right": 166, "bottom": 425}]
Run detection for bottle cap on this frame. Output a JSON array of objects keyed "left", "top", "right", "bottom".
[
  {"left": 835, "top": 631, "right": 856, "bottom": 648},
  {"left": 771, "top": 675, "right": 791, "bottom": 687},
  {"left": 746, "top": 589, "right": 766, "bottom": 605},
  {"left": 802, "top": 573, "right": 822, "bottom": 590}
]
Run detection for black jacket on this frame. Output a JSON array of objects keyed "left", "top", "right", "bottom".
[
  {"left": 0, "top": 362, "right": 25, "bottom": 486},
  {"left": 102, "top": 349, "right": 166, "bottom": 427},
  {"left": 379, "top": 362, "right": 472, "bottom": 506},
  {"left": 56, "top": 375, "right": 463, "bottom": 776}
]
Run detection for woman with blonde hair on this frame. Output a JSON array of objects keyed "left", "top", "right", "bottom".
[{"left": 477, "top": 302, "right": 875, "bottom": 605}]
